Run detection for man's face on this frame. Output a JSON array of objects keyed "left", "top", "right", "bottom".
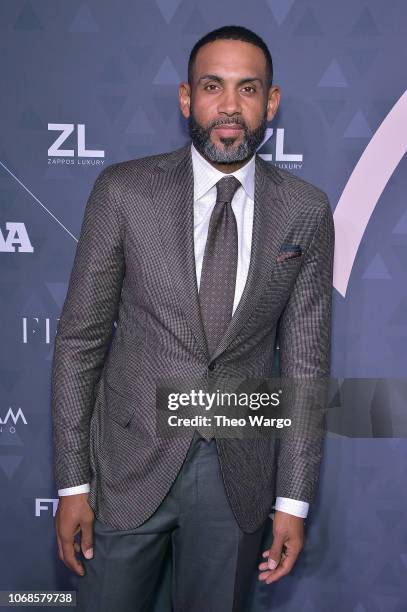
[{"left": 179, "top": 39, "right": 280, "bottom": 165}]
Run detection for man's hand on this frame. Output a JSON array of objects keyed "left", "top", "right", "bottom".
[
  {"left": 258, "top": 510, "right": 304, "bottom": 584},
  {"left": 55, "top": 493, "right": 95, "bottom": 576}
]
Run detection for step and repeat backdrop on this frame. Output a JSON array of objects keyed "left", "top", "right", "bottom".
[{"left": 1, "top": 1, "right": 406, "bottom": 610}]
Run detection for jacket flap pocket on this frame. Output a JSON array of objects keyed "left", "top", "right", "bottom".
[{"left": 104, "top": 378, "right": 136, "bottom": 428}]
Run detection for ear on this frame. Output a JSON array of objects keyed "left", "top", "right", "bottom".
[
  {"left": 266, "top": 85, "right": 281, "bottom": 122},
  {"left": 179, "top": 82, "right": 191, "bottom": 119}
]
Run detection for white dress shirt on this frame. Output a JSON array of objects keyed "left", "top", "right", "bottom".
[{"left": 58, "top": 143, "right": 309, "bottom": 520}]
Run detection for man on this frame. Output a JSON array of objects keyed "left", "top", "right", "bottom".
[{"left": 52, "top": 25, "right": 335, "bottom": 611}]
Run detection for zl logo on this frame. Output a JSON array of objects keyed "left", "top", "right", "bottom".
[
  {"left": 257, "top": 127, "right": 303, "bottom": 163},
  {"left": 48, "top": 123, "right": 104, "bottom": 158}
]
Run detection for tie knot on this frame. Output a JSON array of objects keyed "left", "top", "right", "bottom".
[{"left": 215, "top": 175, "right": 241, "bottom": 204}]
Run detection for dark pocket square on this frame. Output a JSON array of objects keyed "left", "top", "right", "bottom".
[{"left": 277, "top": 243, "right": 302, "bottom": 262}]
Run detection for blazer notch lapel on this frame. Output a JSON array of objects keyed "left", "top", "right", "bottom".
[
  {"left": 150, "top": 147, "right": 209, "bottom": 359},
  {"left": 210, "top": 162, "right": 287, "bottom": 362}
]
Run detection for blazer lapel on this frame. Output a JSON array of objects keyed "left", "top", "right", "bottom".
[
  {"left": 210, "top": 154, "right": 285, "bottom": 362},
  {"left": 150, "top": 144, "right": 209, "bottom": 360}
]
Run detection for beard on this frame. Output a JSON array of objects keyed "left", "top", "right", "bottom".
[{"left": 188, "top": 110, "right": 268, "bottom": 164}]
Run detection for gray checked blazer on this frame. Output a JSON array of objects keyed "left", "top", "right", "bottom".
[{"left": 51, "top": 142, "right": 335, "bottom": 533}]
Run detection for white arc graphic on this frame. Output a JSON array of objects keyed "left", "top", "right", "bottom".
[{"left": 334, "top": 90, "right": 407, "bottom": 296}]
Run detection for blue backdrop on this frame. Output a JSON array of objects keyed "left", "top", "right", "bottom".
[{"left": 1, "top": 1, "right": 406, "bottom": 610}]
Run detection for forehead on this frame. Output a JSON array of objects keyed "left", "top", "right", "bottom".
[{"left": 193, "top": 39, "right": 267, "bottom": 81}]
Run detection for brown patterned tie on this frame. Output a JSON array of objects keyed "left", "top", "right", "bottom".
[
  {"left": 199, "top": 175, "right": 241, "bottom": 357},
  {"left": 196, "top": 175, "right": 241, "bottom": 441}
]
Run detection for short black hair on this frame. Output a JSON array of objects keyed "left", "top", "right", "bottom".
[{"left": 188, "top": 25, "right": 273, "bottom": 89}]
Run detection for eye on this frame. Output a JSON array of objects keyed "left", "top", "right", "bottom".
[
  {"left": 204, "top": 84, "right": 220, "bottom": 91},
  {"left": 242, "top": 86, "right": 256, "bottom": 93}
]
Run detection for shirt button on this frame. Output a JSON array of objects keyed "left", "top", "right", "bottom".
[{"left": 208, "top": 362, "right": 216, "bottom": 371}]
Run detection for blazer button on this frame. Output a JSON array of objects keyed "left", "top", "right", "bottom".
[{"left": 208, "top": 362, "right": 216, "bottom": 371}]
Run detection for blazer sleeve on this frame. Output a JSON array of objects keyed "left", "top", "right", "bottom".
[
  {"left": 275, "top": 194, "right": 335, "bottom": 503},
  {"left": 51, "top": 165, "right": 125, "bottom": 490}
]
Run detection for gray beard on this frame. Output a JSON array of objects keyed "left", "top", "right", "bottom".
[{"left": 188, "top": 113, "right": 268, "bottom": 164}]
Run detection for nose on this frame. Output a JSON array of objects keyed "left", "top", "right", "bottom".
[{"left": 217, "top": 87, "right": 242, "bottom": 116}]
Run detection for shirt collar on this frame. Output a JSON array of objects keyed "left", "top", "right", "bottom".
[{"left": 191, "top": 142, "right": 255, "bottom": 202}]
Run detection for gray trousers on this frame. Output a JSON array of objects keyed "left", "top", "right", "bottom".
[{"left": 76, "top": 432, "right": 267, "bottom": 611}]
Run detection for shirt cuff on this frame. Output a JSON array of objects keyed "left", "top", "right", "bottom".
[
  {"left": 269, "top": 497, "right": 309, "bottom": 519},
  {"left": 58, "top": 483, "right": 90, "bottom": 496}
]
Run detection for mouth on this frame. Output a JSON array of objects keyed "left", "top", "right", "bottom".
[{"left": 213, "top": 124, "right": 243, "bottom": 138}]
